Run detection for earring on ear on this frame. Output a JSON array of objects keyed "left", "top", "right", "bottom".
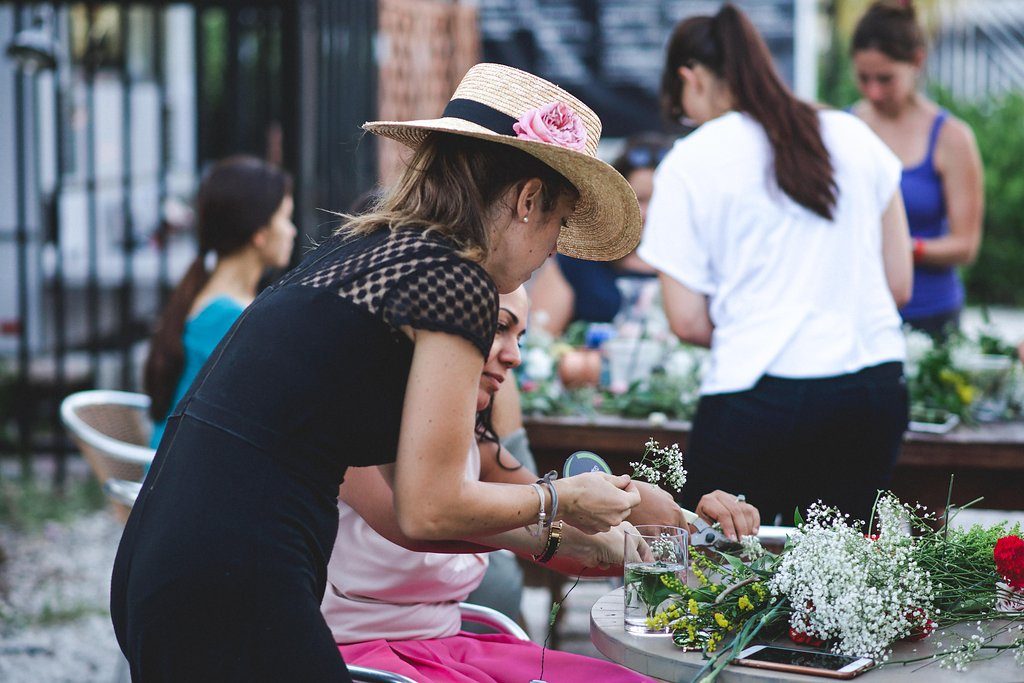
[{"left": 522, "top": 216, "right": 529, "bottom": 223}]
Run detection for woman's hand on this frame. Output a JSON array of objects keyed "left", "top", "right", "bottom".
[
  {"left": 557, "top": 521, "right": 645, "bottom": 571},
  {"left": 555, "top": 472, "right": 641, "bottom": 534},
  {"left": 557, "top": 523, "right": 623, "bottom": 570},
  {"left": 694, "top": 490, "right": 760, "bottom": 541},
  {"left": 628, "top": 480, "right": 686, "bottom": 527}
]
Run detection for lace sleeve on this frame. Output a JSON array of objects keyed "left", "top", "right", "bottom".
[{"left": 382, "top": 255, "right": 498, "bottom": 358}]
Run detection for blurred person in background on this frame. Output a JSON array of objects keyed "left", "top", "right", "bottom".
[
  {"left": 640, "top": 4, "right": 912, "bottom": 525},
  {"left": 144, "top": 156, "right": 295, "bottom": 447},
  {"left": 851, "top": 0, "right": 984, "bottom": 339},
  {"left": 529, "top": 133, "right": 672, "bottom": 337}
]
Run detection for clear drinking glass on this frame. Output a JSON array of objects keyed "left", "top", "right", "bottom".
[
  {"left": 604, "top": 338, "right": 663, "bottom": 393},
  {"left": 623, "top": 524, "right": 688, "bottom": 635},
  {"left": 960, "top": 353, "right": 1014, "bottom": 422}
]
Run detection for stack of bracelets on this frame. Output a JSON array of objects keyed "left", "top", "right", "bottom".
[{"left": 527, "top": 471, "right": 563, "bottom": 563}]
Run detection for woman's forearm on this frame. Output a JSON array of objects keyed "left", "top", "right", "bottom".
[{"left": 916, "top": 233, "right": 981, "bottom": 267}]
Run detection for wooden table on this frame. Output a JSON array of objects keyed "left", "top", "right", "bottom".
[
  {"left": 591, "top": 588, "right": 1023, "bottom": 682},
  {"left": 524, "top": 416, "right": 1024, "bottom": 512}
]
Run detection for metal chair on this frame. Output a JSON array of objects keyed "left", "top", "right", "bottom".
[
  {"left": 346, "top": 602, "right": 529, "bottom": 682},
  {"left": 104, "top": 478, "right": 144, "bottom": 508},
  {"left": 60, "top": 390, "right": 156, "bottom": 519},
  {"left": 346, "top": 667, "right": 417, "bottom": 683}
]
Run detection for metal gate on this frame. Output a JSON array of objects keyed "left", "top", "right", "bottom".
[{"left": 1, "top": 0, "right": 379, "bottom": 482}]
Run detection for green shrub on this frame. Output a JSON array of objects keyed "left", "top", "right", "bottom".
[
  {"left": 0, "top": 475, "right": 106, "bottom": 531},
  {"left": 936, "top": 91, "right": 1024, "bottom": 306}
]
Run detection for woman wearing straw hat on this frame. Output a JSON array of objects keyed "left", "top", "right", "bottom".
[{"left": 110, "top": 64, "right": 643, "bottom": 681}]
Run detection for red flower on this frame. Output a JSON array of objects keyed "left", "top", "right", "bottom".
[
  {"left": 994, "top": 535, "right": 1024, "bottom": 590},
  {"left": 789, "top": 605, "right": 825, "bottom": 647},
  {"left": 902, "top": 607, "right": 936, "bottom": 641},
  {"left": 789, "top": 627, "right": 825, "bottom": 647}
]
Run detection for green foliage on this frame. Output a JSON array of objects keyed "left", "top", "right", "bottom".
[
  {"left": 915, "top": 520, "right": 1022, "bottom": 620},
  {"left": 561, "top": 320, "right": 590, "bottom": 348},
  {"left": 818, "top": 36, "right": 861, "bottom": 110},
  {"left": 976, "top": 326, "right": 1020, "bottom": 359},
  {"left": 603, "top": 370, "right": 697, "bottom": 421},
  {"left": 935, "top": 91, "right": 1024, "bottom": 306},
  {"left": 0, "top": 475, "right": 106, "bottom": 532},
  {"left": 518, "top": 380, "right": 602, "bottom": 418},
  {"left": 909, "top": 343, "right": 975, "bottom": 420}
]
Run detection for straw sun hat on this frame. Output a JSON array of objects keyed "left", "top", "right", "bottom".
[{"left": 363, "top": 63, "right": 641, "bottom": 261}]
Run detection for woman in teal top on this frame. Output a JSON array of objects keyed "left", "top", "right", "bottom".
[
  {"left": 150, "top": 297, "right": 246, "bottom": 445},
  {"left": 145, "top": 156, "right": 295, "bottom": 447}
]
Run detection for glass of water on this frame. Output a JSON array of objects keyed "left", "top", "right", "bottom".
[{"left": 623, "top": 524, "right": 688, "bottom": 635}]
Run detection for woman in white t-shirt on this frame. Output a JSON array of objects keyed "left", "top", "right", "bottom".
[{"left": 640, "top": 3, "right": 914, "bottom": 524}]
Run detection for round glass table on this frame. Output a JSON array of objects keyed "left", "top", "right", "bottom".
[{"left": 591, "top": 588, "right": 1023, "bottom": 682}]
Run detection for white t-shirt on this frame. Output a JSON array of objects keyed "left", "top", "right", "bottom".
[{"left": 639, "top": 110, "right": 905, "bottom": 395}]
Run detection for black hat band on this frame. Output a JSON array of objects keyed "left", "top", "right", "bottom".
[{"left": 441, "top": 99, "right": 518, "bottom": 136}]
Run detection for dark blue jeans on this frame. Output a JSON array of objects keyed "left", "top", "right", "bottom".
[{"left": 679, "top": 362, "right": 908, "bottom": 525}]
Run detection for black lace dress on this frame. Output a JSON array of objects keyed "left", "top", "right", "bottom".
[{"left": 110, "top": 229, "right": 498, "bottom": 681}]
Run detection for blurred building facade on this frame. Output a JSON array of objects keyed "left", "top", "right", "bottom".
[
  {"left": 2, "top": 0, "right": 1019, "bottom": 469},
  {"left": 0, "top": 0, "right": 474, "bottom": 469}
]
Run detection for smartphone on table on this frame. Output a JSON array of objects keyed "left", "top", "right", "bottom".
[{"left": 733, "top": 645, "right": 874, "bottom": 679}]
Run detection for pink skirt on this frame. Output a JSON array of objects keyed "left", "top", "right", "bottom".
[{"left": 338, "top": 631, "right": 658, "bottom": 683}]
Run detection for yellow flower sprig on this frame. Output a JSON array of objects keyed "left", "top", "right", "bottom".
[{"left": 656, "top": 550, "right": 779, "bottom": 655}]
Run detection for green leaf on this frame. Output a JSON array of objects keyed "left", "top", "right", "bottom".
[{"left": 722, "top": 553, "right": 747, "bottom": 574}]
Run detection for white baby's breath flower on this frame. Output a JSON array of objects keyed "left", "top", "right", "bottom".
[
  {"left": 768, "top": 495, "right": 935, "bottom": 660},
  {"left": 630, "top": 438, "right": 687, "bottom": 493},
  {"left": 741, "top": 535, "right": 765, "bottom": 559}
]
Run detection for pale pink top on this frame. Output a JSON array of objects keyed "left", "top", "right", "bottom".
[{"left": 321, "top": 441, "right": 489, "bottom": 643}]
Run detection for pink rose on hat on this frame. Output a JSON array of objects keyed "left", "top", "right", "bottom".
[{"left": 513, "top": 102, "right": 587, "bottom": 151}]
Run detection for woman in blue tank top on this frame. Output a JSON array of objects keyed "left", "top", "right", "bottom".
[{"left": 851, "top": 1, "right": 984, "bottom": 338}]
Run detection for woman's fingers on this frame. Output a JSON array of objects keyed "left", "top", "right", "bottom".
[
  {"left": 696, "top": 490, "right": 760, "bottom": 540},
  {"left": 560, "top": 473, "right": 643, "bottom": 534}
]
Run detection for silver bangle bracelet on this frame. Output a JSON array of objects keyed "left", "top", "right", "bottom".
[{"left": 526, "top": 482, "right": 546, "bottom": 537}]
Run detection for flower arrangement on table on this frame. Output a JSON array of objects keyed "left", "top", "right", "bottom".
[
  {"left": 622, "top": 438, "right": 1024, "bottom": 681},
  {"left": 658, "top": 498, "right": 1024, "bottom": 681},
  {"left": 517, "top": 321, "right": 705, "bottom": 422},
  {"left": 907, "top": 326, "right": 1023, "bottom": 427},
  {"left": 522, "top": 319, "right": 1024, "bottom": 427}
]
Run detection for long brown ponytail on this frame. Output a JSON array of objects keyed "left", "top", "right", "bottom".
[
  {"left": 144, "top": 156, "right": 292, "bottom": 421},
  {"left": 661, "top": 4, "right": 837, "bottom": 220}
]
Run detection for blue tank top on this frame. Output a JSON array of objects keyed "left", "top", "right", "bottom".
[{"left": 900, "top": 110, "right": 963, "bottom": 320}]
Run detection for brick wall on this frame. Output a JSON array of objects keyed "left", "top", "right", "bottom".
[{"left": 376, "top": 0, "right": 480, "bottom": 185}]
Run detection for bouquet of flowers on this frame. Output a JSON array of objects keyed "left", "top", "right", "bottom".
[{"left": 643, "top": 489, "right": 1024, "bottom": 681}]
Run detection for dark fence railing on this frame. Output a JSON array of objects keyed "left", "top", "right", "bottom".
[{"left": 0, "top": 0, "right": 379, "bottom": 484}]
